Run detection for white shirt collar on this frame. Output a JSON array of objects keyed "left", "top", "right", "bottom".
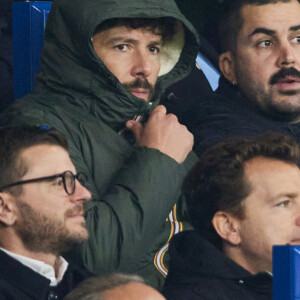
[{"left": 0, "top": 247, "right": 69, "bottom": 286}]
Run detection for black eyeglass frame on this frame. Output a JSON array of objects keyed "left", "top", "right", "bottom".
[{"left": 0, "top": 170, "right": 87, "bottom": 195}]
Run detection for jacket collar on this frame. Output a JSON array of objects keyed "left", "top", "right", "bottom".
[{"left": 167, "top": 231, "right": 273, "bottom": 289}]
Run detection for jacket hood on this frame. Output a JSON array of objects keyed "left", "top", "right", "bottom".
[{"left": 35, "top": 0, "right": 199, "bottom": 130}]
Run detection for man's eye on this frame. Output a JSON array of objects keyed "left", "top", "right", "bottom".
[
  {"left": 292, "top": 36, "right": 300, "bottom": 44},
  {"left": 114, "top": 44, "right": 128, "bottom": 51},
  {"left": 53, "top": 179, "right": 63, "bottom": 186},
  {"left": 149, "top": 46, "right": 160, "bottom": 54},
  {"left": 276, "top": 200, "right": 290, "bottom": 208},
  {"left": 258, "top": 40, "right": 272, "bottom": 48}
]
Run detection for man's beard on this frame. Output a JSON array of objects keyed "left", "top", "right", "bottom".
[
  {"left": 14, "top": 199, "right": 88, "bottom": 255},
  {"left": 238, "top": 67, "right": 300, "bottom": 121},
  {"left": 123, "top": 78, "right": 155, "bottom": 101}
]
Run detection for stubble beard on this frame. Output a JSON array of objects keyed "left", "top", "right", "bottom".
[
  {"left": 14, "top": 199, "right": 88, "bottom": 255},
  {"left": 247, "top": 84, "right": 300, "bottom": 121},
  {"left": 237, "top": 67, "right": 300, "bottom": 121},
  {"left": 123, "top": 78, "right": 155, "bottom": 102}
]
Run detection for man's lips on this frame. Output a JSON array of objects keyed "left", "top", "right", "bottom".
[
  {"left": 66, "top": 207, "right": 85, "bottom": 221},
  {"left": 273, "top": 76, "right": 300, "bottom": 90},
  {"left": 68, "top": 213, "right": 85, "bottom": 220},
  {"left": 130, "top": 89, "right": 149, "bottom": 99},
  {"left": 276, "top": 76, "right": 300, "bottom": 84}
]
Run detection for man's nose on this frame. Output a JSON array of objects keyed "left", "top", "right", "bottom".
[
  {"left": 131, "top": 50, "right": 151, "bottom": 78},
  {"left": 72, "top": 179, "right": 92, "bottom": 203},
  {"left": 295, "top": 215, "right": 300, "bottom": 227},
  {"left": 276, "top": 41, "right": 296, "bottom": 67}
]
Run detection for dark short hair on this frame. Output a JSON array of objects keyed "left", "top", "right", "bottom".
[
  {"left": 183, "top": 132, "right": 300, "bottom": 248},
  {"left": 218, "top": 0, "right": 292, "bottom": 53},
  {"left": 0, "top": 126, "right": 68, "bottom": 195},
  {"left": 93, "top": 17, "right": 178, "bottom": 42},
  {"left": 64, "top": 273, "right": 144, "bottom": 300}
]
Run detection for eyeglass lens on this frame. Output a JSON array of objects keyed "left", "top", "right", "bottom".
[
  {"left": 64, "top": 171, "right": 74, "bottom": 195},
  {"left": 64, "top": 171, "right": 87, "bottom": 195}
]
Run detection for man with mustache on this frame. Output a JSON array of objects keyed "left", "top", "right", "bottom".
[
  {"left": 0, "top": 0, "right": 199, "bottom": 290},
  {"left": 0, "top": 126, "right": 92, "bottom": 299},
  {"left": 183, "top": 0, "right": 300, "bottom": 156}
]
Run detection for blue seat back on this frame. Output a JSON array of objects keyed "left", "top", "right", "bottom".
[
  {"left": 273, "top": 245, "right": 300, "bottom": 300},
  {"left": 196, "top": 53, "right": 220, "bottom": 91},
  {"left": 13, "top": 1, "right": 52, "bottom": 100}
]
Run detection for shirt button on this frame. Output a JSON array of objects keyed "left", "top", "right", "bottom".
[{"left": 48, "top": 291, "right": 58, "bottom": 300}]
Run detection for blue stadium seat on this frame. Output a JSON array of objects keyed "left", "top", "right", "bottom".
[
  {"left": 13, "top": 1, "right": 52, "bottom": 100},
  {"left": 273, "top": 245, "right": 300, "bottom": 300},
  {"left": 196, "top": 53, "right": 220, "bottom": 91}
]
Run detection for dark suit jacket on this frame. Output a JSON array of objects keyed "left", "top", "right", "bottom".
[
  {"left": 163, "top": 231, "right": 272, "bottom": 300},
  {"left": 0, "top": 249, "right": 92, "bottom": 300}
]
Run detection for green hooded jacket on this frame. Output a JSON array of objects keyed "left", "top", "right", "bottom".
[{"left": 1, "top": 0, "right": 199, "bottom": 290}]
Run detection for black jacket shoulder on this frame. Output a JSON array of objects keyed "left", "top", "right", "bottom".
[{"left": 163, "top": 231, "right": 272, "bottom": 300}]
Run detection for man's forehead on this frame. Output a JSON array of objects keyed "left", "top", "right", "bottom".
[
  {"left": 20, "top": 144, "right": 75, "bottom": 177},
  {"left": 20, "top": 143, "right": 67, "bottom": 157},
  {"left": 240, "top": 1, "right": 300, "bottom": 36},
  {"left": 93, "top": 25, "right": 163, "bottom": 43},
  {"left": 244, "top": 157, "right": 300, "bottom": 197}
]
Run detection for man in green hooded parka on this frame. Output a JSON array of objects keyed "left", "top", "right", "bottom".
[{"left": 1, "top": 0, "right": 199, "bottom": 289}]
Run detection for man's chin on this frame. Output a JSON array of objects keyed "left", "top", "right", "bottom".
[
  {"left": 263, "top": 91, "right": 300, "bottom": 117},
  {"left": 277, "top": 88, "right": 300, "bottom": 96},
  {"left": 68, "top": 224, "right": 89, "bottom": 239},
  {"left": 66, "top": 219, "right": 89, "bottom": 242},
  {"left": 66, "top": 228, "right": 89, "bottom": 246}
]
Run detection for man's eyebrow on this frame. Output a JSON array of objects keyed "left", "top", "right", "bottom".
[
  {"left": 249, "top": 25, "right": 300, "bottom": 39},
  {"left": 105, "top": 37, "right": 137, "bottom": 45},
  {"left": 290, "top": 25, "right": 300, "bottom": 32},
  {"left": 273, "top": 192, "right": 297, "bottom": 200},
  {"left": 105, "top": 38, "right": 162, "bottom": 46},
  {"left": 150, "top": 40, "right": 163, "bottom": 46},
  {"left": 249, "top": 27, "right": 276, "bottom": 38}
]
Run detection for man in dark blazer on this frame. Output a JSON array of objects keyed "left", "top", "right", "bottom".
[
  {"left": 163, "top": 132, "right": 300, "bottom": 299},
  {"left": 0, "top": 126, "right": 92, "bottom": 300}
]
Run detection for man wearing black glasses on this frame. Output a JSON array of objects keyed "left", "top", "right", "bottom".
[{"left": 0, "top": 126, "right": 92, "bottom": 299}]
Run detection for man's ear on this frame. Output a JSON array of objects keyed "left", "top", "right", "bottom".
[
  {"left": 212, "top": 211, "right": 241, "bottom": 245},
  {"left": 0, "top": 193, "right": 17, "bottom": 226},
  {"left": 219, "top": 51, "right": 237, "bottom": 84}
]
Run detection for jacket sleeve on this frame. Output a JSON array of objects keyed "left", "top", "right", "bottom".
[{"left": 69, "top": 145, "right": 197, "bottom": 274}]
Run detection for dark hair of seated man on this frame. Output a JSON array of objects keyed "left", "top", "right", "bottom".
[{"left": 183, "top": 132, "right": 300, "bottom": 249}]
